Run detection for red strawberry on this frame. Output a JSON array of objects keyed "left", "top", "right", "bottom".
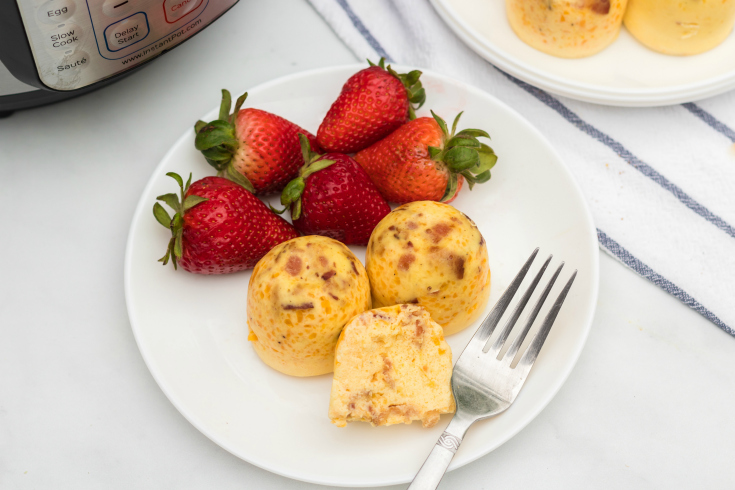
[
  {"left": 277, "top": 135, "right": 391, "bottom": 246},
  {"left": 316, "top": 58, "right": 426, "bottom": 153},
  {"left": 194, "top": 90, "right": 321, "bottom": 195},
  {"left": 153, "top": 173, "right": 298, "bottom": 274},
  {"left": 354, "top": 111, "right": 497, "bottom": 203}
]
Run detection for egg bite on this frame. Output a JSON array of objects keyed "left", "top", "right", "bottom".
[
  {"left": 365, "top": 201, "right": 490, "bottom": 336},
  {"left": 247, "top": 236, "right": 371, "bottom": 376},
  {"left": 506, "top": 0, "right": 628, "bottom": 58},
  {"left": 328, "top": 304, "right": 455, "bottom": 428},
  {"left": 624, "top": 0, "right": 735, "bottom": 55}
]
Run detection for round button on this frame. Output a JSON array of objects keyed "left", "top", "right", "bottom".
[
  {"left": 54, "top": 50, "right": 90, "bottom": 75},
  {"left": 102, "top": 0, "right": 135, "bottom": 18},
  {"left": 42, "top": 50, "right": 90, "bottom": 89},
  {"left": 46, "top": 24, "right": 84, "bottom": 51},
  {"left": 37, "top": 0, "right": 76, "bottom": 25},
  {"left": 104, "top": 13, "right": 148, "bottom": 52},
  {"left": 163, "top": 0, "right": 203, "bottom": 23}
]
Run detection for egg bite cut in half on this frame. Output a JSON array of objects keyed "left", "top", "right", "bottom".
[
  {"left": 247, "top": 236, "right": 371, "bottom": 377},
  {"left": 328, "top": 304, "right": 455, "bottom": 428},
  {"left": 365, "top": 201, "right": 491, "bottom": 336}
]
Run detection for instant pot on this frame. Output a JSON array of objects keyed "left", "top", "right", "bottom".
[{"left": 0, "top": 0, "right": 239, "bottom": 115}]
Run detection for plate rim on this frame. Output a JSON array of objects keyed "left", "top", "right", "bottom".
[
  {"left": 124, "top": 63, "right": 600, "bottom": 487},
  {"left": 430, "top": 0, "right": 735, "bottom": 107}
]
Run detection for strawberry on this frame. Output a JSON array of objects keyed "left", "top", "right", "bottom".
[
  {"left": 354, "top": 111, "right": 497, "bottom": 203},
  {"left": 152, "top": 172, "right": 298, "bottom": 274},
  {"left": 277, "top": 135, "right": 391, "bottom": 246},
  {"left": 194, "top": 90, "right": 321, "bottom": 195},
  {"left": 316, "top": 58, "right": 426, "bottom": 153}
]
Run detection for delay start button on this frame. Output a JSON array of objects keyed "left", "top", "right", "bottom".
[
  {"left": 163, "top": 0, "right": 204, "bottom": 23},
  {"left": 104, "top": 12, "right": 149, "bottom": 52},
  {"left": 46, "top": 24, "right": 84, "bottom": 51}
]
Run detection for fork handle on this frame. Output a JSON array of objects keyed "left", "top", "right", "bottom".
[{"left": 407, "top": 417, "right": 473, "bottom": 489}]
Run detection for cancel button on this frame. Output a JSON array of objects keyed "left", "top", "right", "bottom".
[{"left": 104, "top": 13, "right": 149, "bottom": 52}]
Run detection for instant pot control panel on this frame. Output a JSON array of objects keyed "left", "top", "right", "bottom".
[{"left": 15, "top": 0, "right": 237, "bottom": 91}]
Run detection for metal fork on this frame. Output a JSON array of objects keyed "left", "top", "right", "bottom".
[{"left": 408, "top": 248, "right": 577, "bottom": 489}]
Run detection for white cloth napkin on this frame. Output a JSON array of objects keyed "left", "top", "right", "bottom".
[{"left": 308, "top": 0, "right": 735, "bottom": 337}]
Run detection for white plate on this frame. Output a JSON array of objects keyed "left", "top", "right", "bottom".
[
  {"left": 431, "top": 0, "right": 735, "bottom": 106},
  {"left": 124, "top": 65, "right": 599, "bottom": 487}
]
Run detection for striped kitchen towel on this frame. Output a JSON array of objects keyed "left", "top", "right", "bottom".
[{"left": 308, "top": 0, "right": 735, "bottom": 337}]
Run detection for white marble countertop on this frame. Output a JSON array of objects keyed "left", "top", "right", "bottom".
[{"left": 2, "top": 1, "right": 734, "bottom": 488}]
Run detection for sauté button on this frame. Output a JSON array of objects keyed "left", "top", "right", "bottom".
[
  {"left": 104, "top": 13, "right": 149, "bottom": 52},
  {"left": 46, "top": 24, "right": 84, "bottom": 51},
  {"left": 163, "top": 0, "right": 203, "bottom": 23},
  {"left": 102, "top": 0, "right": 135, "bottom": 18},
  {"left": 37, "top": 0, "right": 76, "bottom": 24},
  {"left": 55, "top": 50, "right": 90, "bottom": 73}
]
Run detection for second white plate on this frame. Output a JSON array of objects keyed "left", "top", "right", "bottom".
[
  {"left": 124, "top": 65, "right": 599, "bottom": 486},
  {"left": 431, "top": 0, "right": 735, "bottom": 106}
]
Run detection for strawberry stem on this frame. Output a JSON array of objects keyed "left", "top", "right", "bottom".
[
  {"left": 441, "top": 173, "right": 459, "bottom": 202},
  {"left": 224, "top": 164, "right": 255, "bottom": 193},
  {"left": 427, "top": 112, "right": 498, "bottom": 202},
  {"left": 365, "top": 58, "right": 425, "bottom": 121},
  {"left": 279, "top": 135, "right": 338, "bottom": 221},
  {"left": 218, "top": 89, "right": 231, "bottom": 121},
  {"left": 194, "top": 89, "right": 256, "bottom": 193},
  {"left": 152, "top": 172, "right": 208, "bottom": 271},
  {"left": 299, "top": 133, "right": 319, "bottom": 166}
]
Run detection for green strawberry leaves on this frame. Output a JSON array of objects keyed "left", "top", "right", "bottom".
[
  {"left": 369, "top": 57, "right": 426, "bottom": 120},
  {"left": 367, "top": 58, "right": 386, "bottom": 69},
  {"left": 224, "top": 164, "right": 255, "bottom": 193},
  {"left": 194, "top": 89, "right": 255, "bottom": 192},
  {"left": 153, "top": 203, "right": 171, "bottom": 228},
  {"left": 456, "top": 128, "right": 491, "bottom": 139},
  {"left": 194, "top": 114, "right": 238, "bottom": 169},
  {"left": 445, "top": 146, "right": 479, "bottom": 172},
  {"left": 156, "top": 193, "right": 180, "bottom": 211},
  {"left": 183, "top": 195, "right": 208, "bottom": 211},
  {"left": 277, "top": 134, "right": 335, "bottom": 220},
  {"left": 281, "top": 178, "right": 306, "bottom": 208},
  {"left": 477, "top": 144, "right": 498, "bottom": 174},
  {"left": 444, "top": 173, "right": 459, "bottom": 203},
  {"left": 152, "top": 172, "right": 208, "bottom": 270},
  {"left": 426, "top": 111, "right": 498, "bottom": 201},
  {"left": 447, "top": 136, "right": 481, "bottom": 149}
]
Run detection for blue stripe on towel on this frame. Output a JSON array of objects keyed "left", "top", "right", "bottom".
[
  {"left": 500, "top": 72, "right": 735, "bottom": 241},
  {"left": 334, "top": 0, "right": 393, "bottom": 62},
  {"left": 598, "top": 229, "right": 734, "bottom": 337},
  {"left": 682, "top": 103, "right": 735, "bottom": 143}
]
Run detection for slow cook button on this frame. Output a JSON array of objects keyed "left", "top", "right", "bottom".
[
  {"left": 46, "top": 24, "right": 84, "bottom": 51},
  {"left": 36, "top": 0, "right": 76, "bottom": 24},
  {"left": 104, "top": 13, "right": 149, "bottom": 52},
  {"left": 163, "top": 0, "right": 203, "bottom": 23}
]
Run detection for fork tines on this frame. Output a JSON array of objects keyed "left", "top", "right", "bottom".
[
  {"left": 467, "top": 248, "right": 577, "bottom": 371},
  {"left": 408, "top": 249, "right": 577, "bottom": 490}
]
